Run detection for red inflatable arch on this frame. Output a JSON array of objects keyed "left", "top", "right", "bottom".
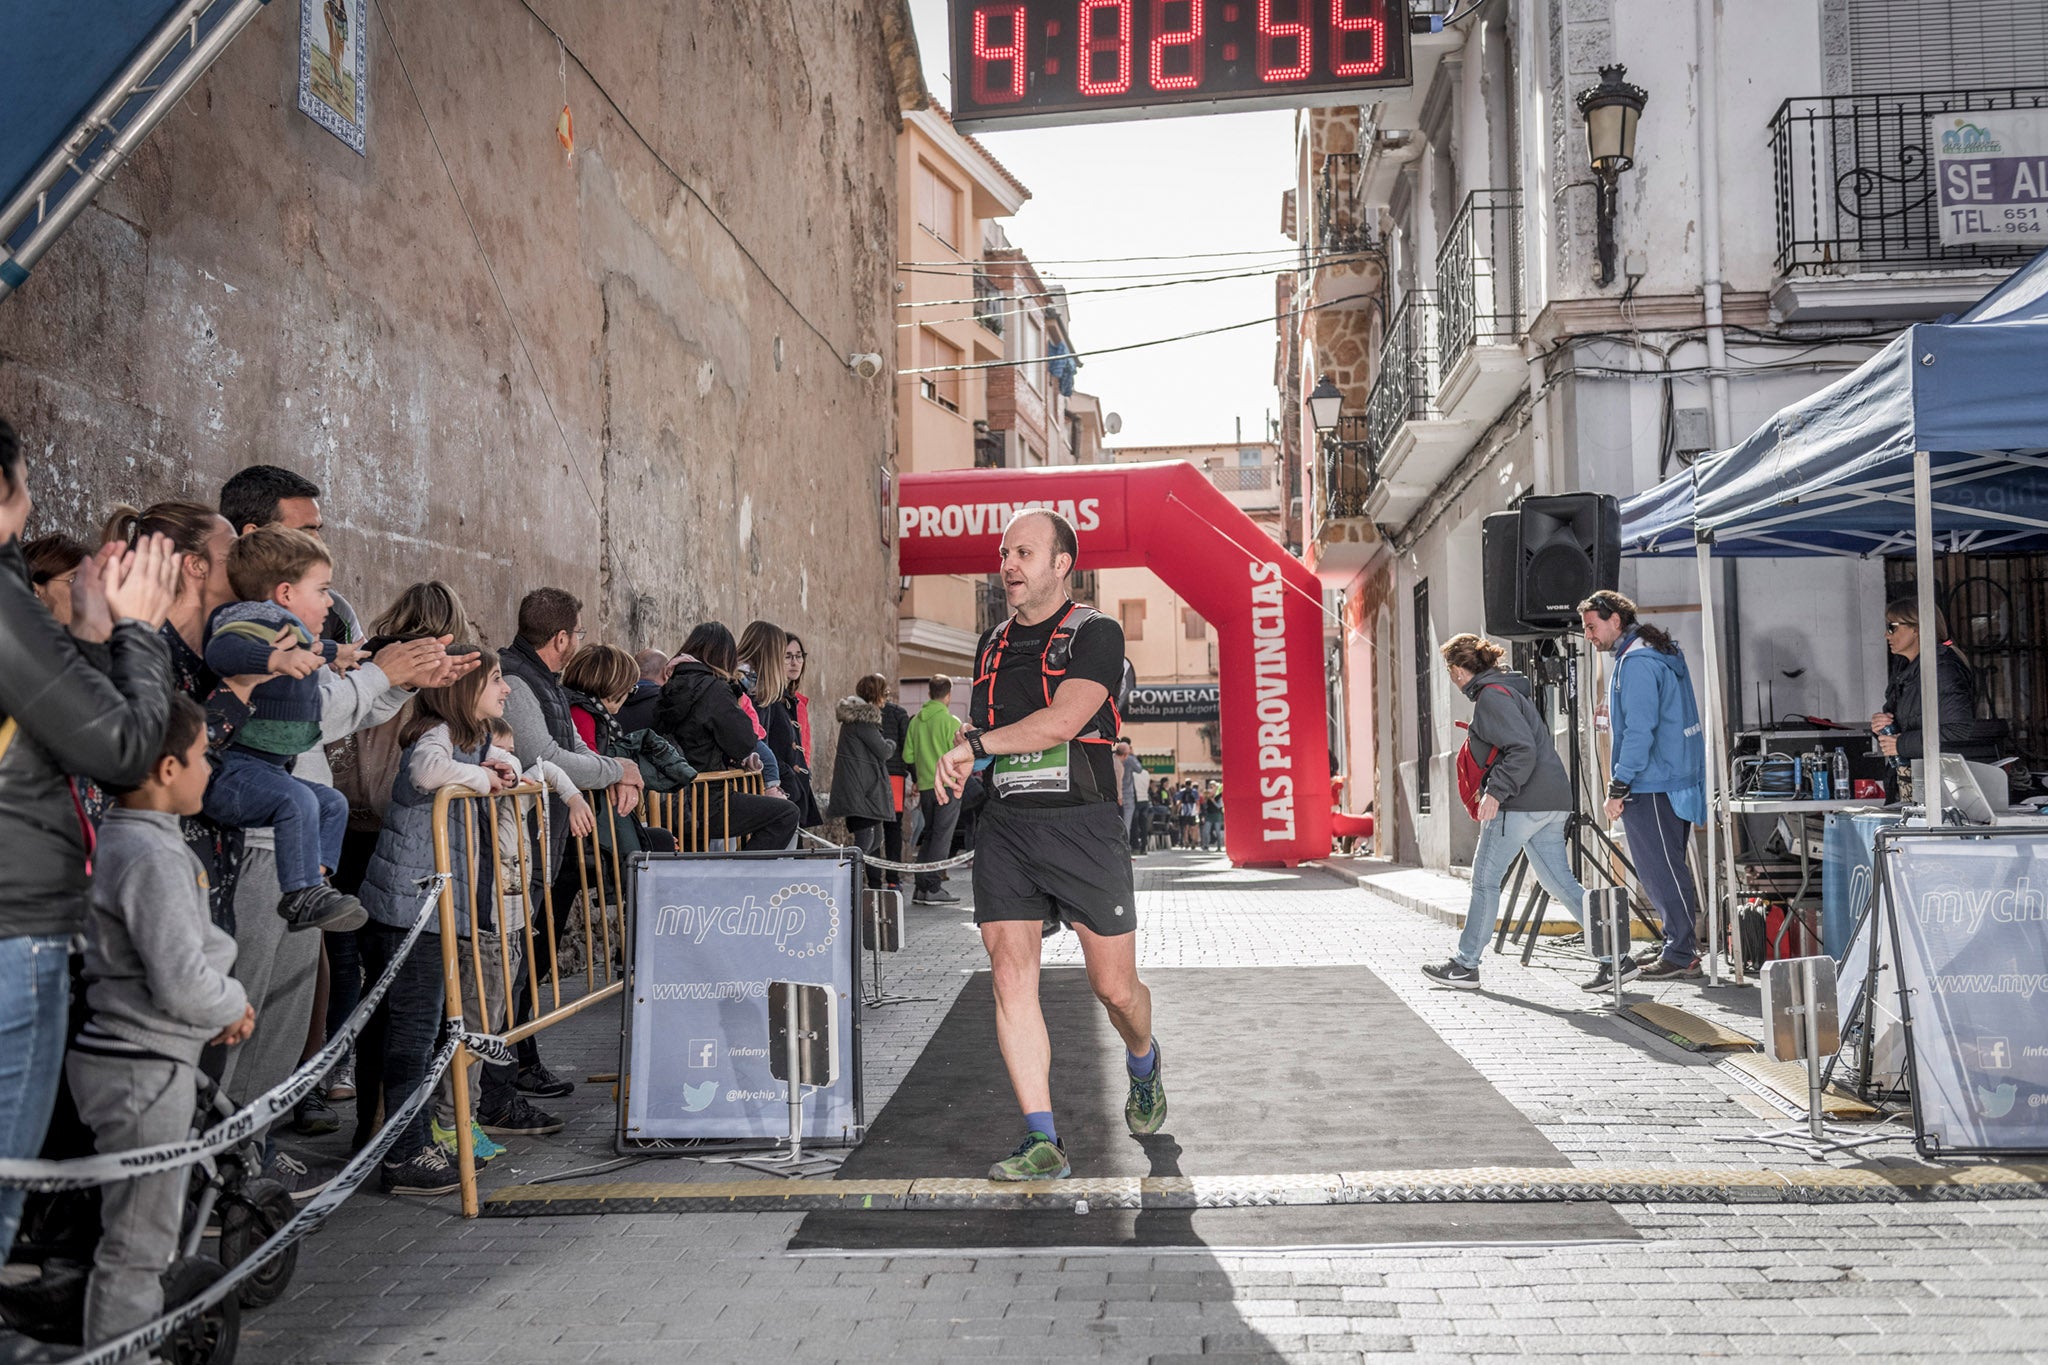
[{"left": 897, "top": 462, "right": 1332, "bottom": 866}]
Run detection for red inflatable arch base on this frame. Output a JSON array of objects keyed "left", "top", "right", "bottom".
[{"left": 896, "top": 462, "right": 1332, "bottom": 866}]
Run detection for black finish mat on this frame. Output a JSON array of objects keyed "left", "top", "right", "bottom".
[{"left": 791, "top": 966, "right": 1637, "bottom": 1249}]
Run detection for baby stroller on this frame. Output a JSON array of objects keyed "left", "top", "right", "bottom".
[{"left": 0, "top": 1063, "right": 299, "bottom": 1364}]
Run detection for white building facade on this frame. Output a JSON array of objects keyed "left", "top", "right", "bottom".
[{"left": 1285, "top": 0, "right": 2048, "bottom": 869}]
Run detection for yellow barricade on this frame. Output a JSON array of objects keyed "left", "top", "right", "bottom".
[
  {"left": 639, "top": 769, "right": 765, "bottom": 849},
  {"left": 432, "top": 782, "right": 630, "bottom": 1217},
  {"left": 432, "top": 767, "right": 766, "bottom": 1216}
]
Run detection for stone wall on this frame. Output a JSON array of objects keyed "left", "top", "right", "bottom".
[{"left": 1, "top": 0, "right": 911, "bottom": 775}]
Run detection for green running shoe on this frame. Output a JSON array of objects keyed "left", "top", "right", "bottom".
[
  {"left": 1125, "top": 1039, "right": 1167, "bottom": 1135},
  {"left": 988, "top": 1131, "right": 1069, "bottom": 1182}
]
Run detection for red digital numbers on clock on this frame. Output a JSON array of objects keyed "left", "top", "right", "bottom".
[
  {"left": 1149, "top": 0, "right": 1205, "bottom": 91},
  {"left": 1077, "top": 0, "right": 1135, "bottom": 96},
  {"left": 1330, "top": 0, "right": 1386, "bottom": 76},
  {"left": 1257, "top": 0, "right": 1312, "bottom": 83},
  {"left": 972, "top": 3, "right": 1028, "bottom": 104}
]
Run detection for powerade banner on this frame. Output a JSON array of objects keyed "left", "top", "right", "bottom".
[
  {"left": 1123, "top": 683, "right": 1220, "bottom": 723},
  {"left": 1879, "top": 828, "right": 2048, "bottom": 1156},
  {"left": 625, "top": 852, "right": 861, "bottom": 1142}
]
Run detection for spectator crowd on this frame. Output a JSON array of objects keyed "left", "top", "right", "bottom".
[{"left": 0, "top": 417, "right": 862, "bottom": 1351}]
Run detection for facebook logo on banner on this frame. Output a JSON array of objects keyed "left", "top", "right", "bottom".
[
  {"left": 1981, "top": 1037, "right": 2012, "bottom": 1070},
  {"left": 688, "top": 1039, "right": 719, "bottom": 1069}
]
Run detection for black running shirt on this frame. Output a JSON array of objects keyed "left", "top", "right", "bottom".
[{"left": 974, "top": 603, "right": 1124, "bottom": 809}]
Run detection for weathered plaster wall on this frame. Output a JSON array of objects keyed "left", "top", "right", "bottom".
[{"left": 1, "top": 0, "right": 907, "bottom": 773}]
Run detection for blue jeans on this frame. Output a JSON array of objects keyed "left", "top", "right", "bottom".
[
  {"left": 203, "top": 748, "right": 347, "bottom": 894},
  {"left": 1619, "top": 789, "right": 1700, "bottom": 965},
  {"left": 1455, "top": 809, "right": 1599, "bottom": 969},
  {"left": 0, "top": 934, "right": 74, "bottom": 1252}
]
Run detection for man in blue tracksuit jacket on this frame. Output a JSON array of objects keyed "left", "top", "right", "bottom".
[{"left": 1579, "top": 590, "right": 1707, "bottom": 978}]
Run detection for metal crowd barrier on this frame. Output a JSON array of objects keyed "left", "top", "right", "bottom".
[
  {"left": 639, "top": 768, "right": 765, "bottom": 848},
  {"left": 431, "top": 767, "right": 766, "bottom": 1216}
]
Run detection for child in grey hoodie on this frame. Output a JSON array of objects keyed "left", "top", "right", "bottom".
[{"left": 67, "top": 695, "right": 254, "bottom": 1347}]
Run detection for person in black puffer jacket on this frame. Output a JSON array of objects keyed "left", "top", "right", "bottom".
[
  {"left": 652, "top": 622, "right": 798, "bottom": 851},
  {"left": 0, "top": 416, "right": 180, "bottom": 1253},
  {"left": 829, "top": 676, "right": 896, "bottom": 889}
]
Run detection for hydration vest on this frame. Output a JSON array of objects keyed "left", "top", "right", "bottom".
[{"left": 971, "top": 601, "right": 1124, "bottom": 747}]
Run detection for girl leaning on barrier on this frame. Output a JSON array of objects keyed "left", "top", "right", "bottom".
[{"left": 354, "top": 645, "right": 535, "bottom": 1197}]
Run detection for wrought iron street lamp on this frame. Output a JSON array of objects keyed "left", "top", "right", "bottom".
[
  {"left": 1306, "top": 374, "right": 1344, "bottom": 433},
  {"left": 1575, "top": 64, "right": 1648, "bottom": 288}
]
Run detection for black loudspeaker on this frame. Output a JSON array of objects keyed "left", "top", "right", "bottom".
[
  {"left": 1481, "top": 511, "right": 1536, "bottom": 638},
  {"left": 1515, "top": 493, "right": 1621, "bottom": 630}
]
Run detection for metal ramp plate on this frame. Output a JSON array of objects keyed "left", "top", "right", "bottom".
[{"left": 478, "top": 1162, "right": 2048, "bottom": 1217}]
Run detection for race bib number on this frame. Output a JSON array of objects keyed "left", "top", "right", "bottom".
[{"left": 992, "top": 746, "right": 1070, "bottom": 796}]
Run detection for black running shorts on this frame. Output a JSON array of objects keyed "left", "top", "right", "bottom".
[{"left": 971, "top": 800, "right": 1137, "bottom": 937}]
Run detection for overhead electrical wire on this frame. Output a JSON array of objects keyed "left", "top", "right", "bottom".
[
  {"left": 896, "top": 254, "right": 1369, "bottom": 326},
  {"left": 899, "top": 293, "right": 1353, "bottom": 375},
  {"left": 896, "top": 244, "right": 1314, "bottom": 269}
]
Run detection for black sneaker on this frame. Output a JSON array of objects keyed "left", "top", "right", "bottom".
[
  {"left": 1580, "top": 959, "right": 1643, "bottom": 992},
  {"left": 478, "top": 1096, "right": 564, "bottom": 1136},
  {"left": 1421, "top": 959, "right": 1480, "bottom": 990},
  {"left": 268, "top": 1149, "right": 343, "bottom": 1203},
  {"left": 1640, "top": 955, "right": 1702, "bottom": 980},
  {"left": 277, "top": 884, "right": 367, "bottom": 933},
  {"left": 515, "top": 1064, "right": 575, "bottom": 1098},
  {"left": 381, "top": 1144, "right": 460, "bottom": 1197},
  {"left": 913, "top": 888, "right": 959, "bottom": 905},
  {"left": 292, "top": 1089, "right": 341, "bottom": 1136}
]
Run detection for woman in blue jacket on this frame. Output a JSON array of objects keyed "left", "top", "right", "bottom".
[{"left": 1579, "top": 591, "right": 1707, "bottom": 979}]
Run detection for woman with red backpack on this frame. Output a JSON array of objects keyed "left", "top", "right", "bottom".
[{"left": 1421, "top": 633, "right": 1635, "bottom": 995}]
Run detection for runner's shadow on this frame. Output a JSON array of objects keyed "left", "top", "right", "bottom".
[{"left": 1129, "top": 1130, "right": 1193, "bottom": 1247}]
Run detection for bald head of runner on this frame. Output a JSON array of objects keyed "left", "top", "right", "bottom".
[{"left": 1000, "top": 508, "right": 1078, "bottom": 626}]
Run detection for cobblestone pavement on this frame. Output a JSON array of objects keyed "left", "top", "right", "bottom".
[{"left": 242, "top": 851, "right": 2048, "bottom": 1364}]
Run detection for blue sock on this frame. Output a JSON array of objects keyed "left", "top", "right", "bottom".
[
  {"left": 1024, "top": 1111, "right": 1058, "bottom": 1144},
  {"left": 1127, "top": 1044, "right": 1156, "bottom": 1078}
]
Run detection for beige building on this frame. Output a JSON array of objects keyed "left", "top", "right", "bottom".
[
  {"left": 894, "top": 107, "right": 1029, "bottom": 684},
  {"left": 892, "top": 117, "right": 1110, "bottom": 709},
  {"left": 1096, "top": 442, "right": 1283, "bottom": 780}
]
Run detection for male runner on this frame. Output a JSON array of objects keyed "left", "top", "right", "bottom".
[{"left": 933, "top": 508, "right": 1165, "bottom": 1181}]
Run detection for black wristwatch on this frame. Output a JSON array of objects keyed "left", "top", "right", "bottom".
[{"left": 963, "top": 728, "right": 988, "bottom": 762}]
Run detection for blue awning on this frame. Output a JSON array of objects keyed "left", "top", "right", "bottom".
[
  {"left": 1621, "top": 249, "right": 2048, "bottom": 559},
  {"left": 2, "top": 0, "right": 271, "bottom": 297}
]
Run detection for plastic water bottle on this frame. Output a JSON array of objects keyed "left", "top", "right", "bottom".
[
  {"left": 1808, "top": 750, "right": 1830, "bottom": 801},
  {"left": 1832, "top": 749, "right": 1850, "bottom": 799}
]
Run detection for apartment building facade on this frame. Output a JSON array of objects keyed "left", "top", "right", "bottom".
[{"left": 1283, "top": 0, "right": 2047, "bottom": 869}]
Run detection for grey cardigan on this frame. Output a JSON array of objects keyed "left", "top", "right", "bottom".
[
  {"left": 1463, "top": 668, "right": 1575, "bottom": 813},
  {"left": 79, "top": 809, "right": 248, "bottom": 1065}
]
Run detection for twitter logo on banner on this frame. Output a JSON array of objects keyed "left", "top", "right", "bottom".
[
  {"left": 1977, "top": 1082, "right": 2017, "bottom": 1119},
  {"left": 681, "top": 1080, "right": 718, "bottom": 1112}
]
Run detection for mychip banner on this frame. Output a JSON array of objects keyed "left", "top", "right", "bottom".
[
  {"left": 1879, "top": 828, "right": 2048, "bottom": 1156},
  {"left": 625, "top": 851, "right": 862, "bottom": 1143}
]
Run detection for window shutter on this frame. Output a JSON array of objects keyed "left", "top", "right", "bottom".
[{"left": 1847, "top": 0, "right": 2048, "bottom": 91}]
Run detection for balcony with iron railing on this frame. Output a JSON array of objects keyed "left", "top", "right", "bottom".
[
  {"left": 1306, "top": 412, "right": 1376, "bottom": 577},
  {"left": 1436, "top": 191, "right": 1523, "bottom": 368},
  {"left": 1365, "top": 290, "right": 1438, "bottom": 467},
  {"left": 1770, "top": 87, "right": 2048, "bottom": 315},
  {"left": 1362, "top": 288, "right": 1475, "bottom": 531},
  {"left": 973, "top": 270, "right": 1007, "bottom": 335}
]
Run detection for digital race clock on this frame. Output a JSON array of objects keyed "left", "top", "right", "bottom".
[{"left": 948, "top": 0, "right": 1414, "bottom": 132}]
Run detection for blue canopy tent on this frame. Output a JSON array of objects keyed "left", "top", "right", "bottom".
[
  {"left": 1, "top": 0, "right": 272, "bottom": 302},
  {"left": 1618, "top": 249, "right": 2048, "bottom": 980}
]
